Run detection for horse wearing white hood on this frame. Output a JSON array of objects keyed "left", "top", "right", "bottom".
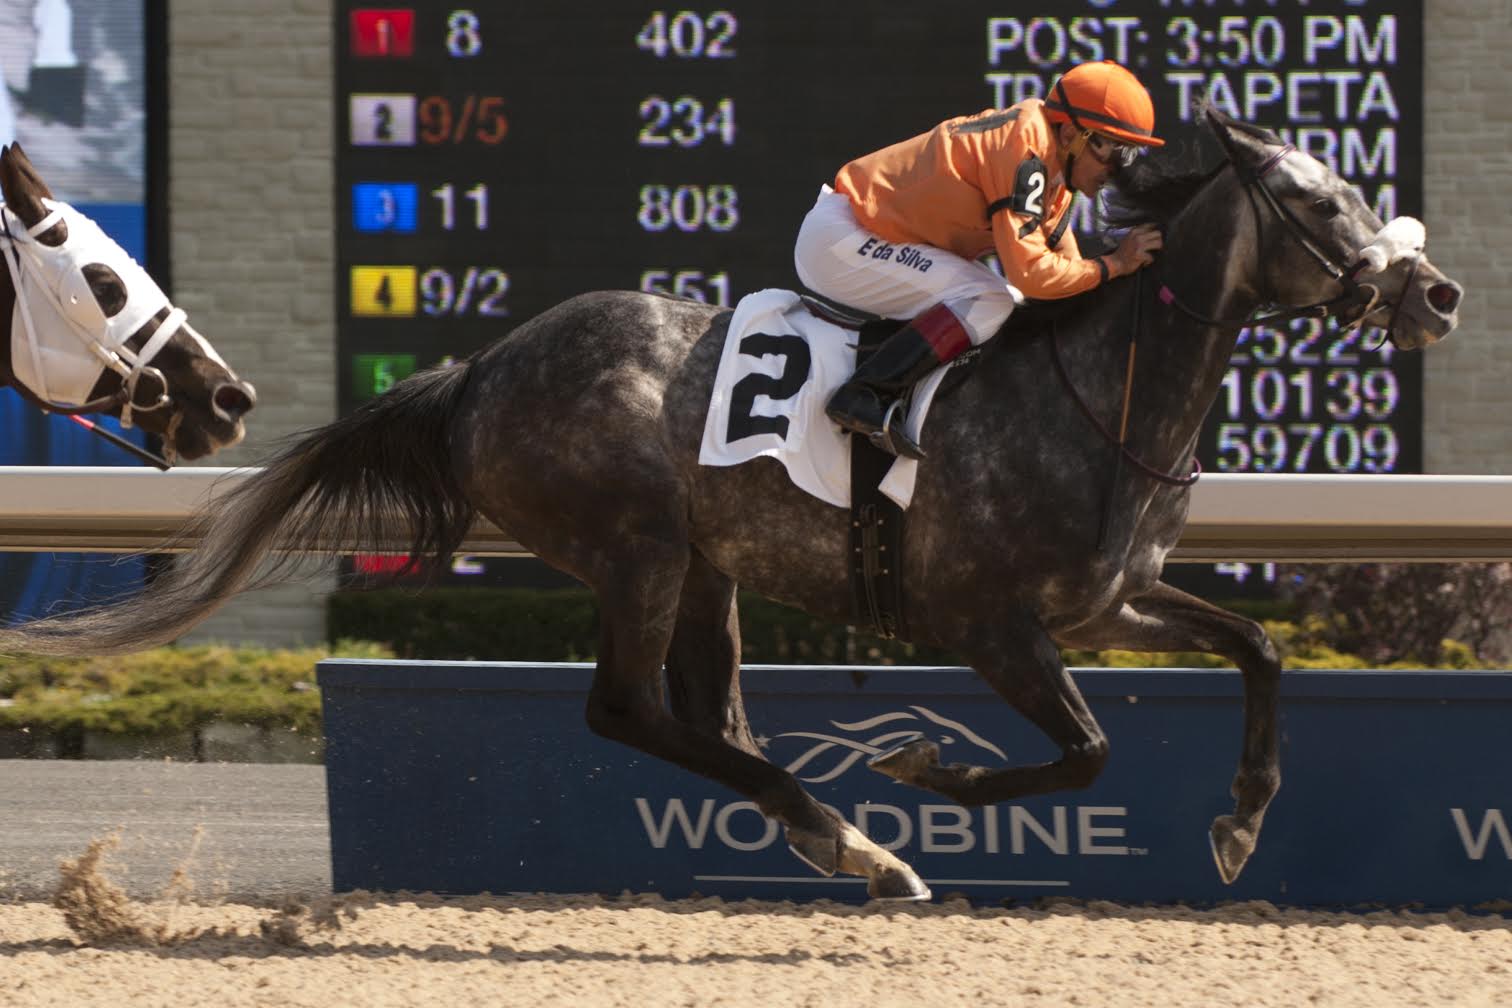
[{"left": 0, "top": 143, "right": 254, "bottom": 461}]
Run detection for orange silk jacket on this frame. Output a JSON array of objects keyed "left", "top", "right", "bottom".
[{"left": 833, "top": 99, "right": 1102, "bottom": 300}]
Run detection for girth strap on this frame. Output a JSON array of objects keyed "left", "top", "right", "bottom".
[{"left": 847, "top": 319, "right": 909, "bottom": 640}]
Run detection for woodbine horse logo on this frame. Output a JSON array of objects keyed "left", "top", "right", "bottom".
[{"left": 765, "top": 706, "right": 1007, "bottom": 784}]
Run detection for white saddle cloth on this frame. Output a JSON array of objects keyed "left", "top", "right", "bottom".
[{"left": 697, "top": 288, "right": 949, "bottom": 510}]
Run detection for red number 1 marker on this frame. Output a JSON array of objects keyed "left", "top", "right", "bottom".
[{"left": 351, "top": 9, "right": 415, "bottom": 58}]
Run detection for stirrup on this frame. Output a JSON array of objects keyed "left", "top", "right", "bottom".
[{"left": 867, "top": 400, "right": 924, "bottom": 460}]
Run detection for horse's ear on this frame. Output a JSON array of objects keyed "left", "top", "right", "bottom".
[
  {"left": 0, "top": 143, "right": 56, "bottom": 230},
  {"left": 1196, "top": 99, "right": 1269, "bottom": 170},
  {"left": 1196, "top": 99, "right": 1242, "bottom": 162}
]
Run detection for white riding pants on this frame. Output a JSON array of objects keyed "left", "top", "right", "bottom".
[{"left": 793, "top": 186, "right": 1021, "bottom": 346}]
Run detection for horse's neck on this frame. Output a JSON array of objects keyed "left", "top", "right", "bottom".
[
  {"left": 962, "top": 187, "right": 1258, "bottom": 477},
  {"left": 1134, "top": 195, "right": 1258, "bottom": 442}
]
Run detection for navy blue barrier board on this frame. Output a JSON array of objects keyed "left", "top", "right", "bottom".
[{"left": 317, "top": 661, "right": 1512, "bottom": 909}]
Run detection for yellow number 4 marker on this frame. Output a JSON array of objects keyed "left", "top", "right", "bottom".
[{"left": 351, "top": 266, "right": 417, "bottom": 317}]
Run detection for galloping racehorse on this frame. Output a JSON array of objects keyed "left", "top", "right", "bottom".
[
  {"left": 0, "top": 144, "right": 255, "bottom": 461},
  {"left": 0, "top": 108, "right": 1462, "bottom": 900}
]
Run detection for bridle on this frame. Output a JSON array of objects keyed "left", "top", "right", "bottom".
[
  {"left": 0, "top": 201, "right": 182, "bottom": 427},
  {"left": 1052, "top": 135, "right": 1423, "bottom": 496},
  {"left": 1156, "top": 142, "right": 1416, "bottom": 345}
]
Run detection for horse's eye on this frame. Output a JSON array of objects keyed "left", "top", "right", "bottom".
[
  {"left": 1311, "top": 198, "right": 1341, "bottom": 219},
  {"left": 82, "top": 264, "right": 128, "bottom": 317}
]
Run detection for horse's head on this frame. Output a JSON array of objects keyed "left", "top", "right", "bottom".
[
  {"left": 0, "top": 143, "right": 255, "bottom": 461},
  {"left": 1199, "top": 103, "right": 1462, "bottom": 351}
]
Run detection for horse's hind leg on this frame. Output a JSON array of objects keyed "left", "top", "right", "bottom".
[
  {"left": 1054, "top": 581, "right": 1281, "bottom": 884},
  {"left": 590, "top": 539, "right": 929, "bottom": 901},
  {"left": 663, "top": 548, "right": 759, "bottom": 758}
]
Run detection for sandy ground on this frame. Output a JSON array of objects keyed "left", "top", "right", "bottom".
[{"left": 2, "top": 837, "right": 1511, "bottom": 1008}]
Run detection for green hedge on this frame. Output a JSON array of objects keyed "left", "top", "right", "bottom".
[
  {"left": 328, "top": 587, "right": 959, "bottom": 665},
  {"left": 329, "top": 587, "right": 1497, "bottom": 672},
  {"left": 1, "top": 592, "right": 1493, "bottom": 753},
  {"left": 327, "top": 587, "right": 600, "bottom": 661},
  {"left": 0, "top": 641, "right": 391, "bottom": 742}
]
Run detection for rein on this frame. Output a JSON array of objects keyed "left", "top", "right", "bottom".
[{"left": 1049, "top": 305, "right": 1201, "bottom": 489}]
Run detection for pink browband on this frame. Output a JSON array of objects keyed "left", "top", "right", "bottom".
[{"left": 1256, "top": 144, "right": 1295, "bottom": 177}]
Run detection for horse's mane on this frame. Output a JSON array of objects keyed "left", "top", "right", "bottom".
[
  {"left": 1103, "top": 111, "right": 1284, "bottom": 228},
  {"left": 1102, "top": 158, "right": 1222, "bottom": 229}
]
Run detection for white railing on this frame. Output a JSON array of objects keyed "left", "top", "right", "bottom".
[{"left": 1, "top": 467, "right": 1510, "bottom": 562}]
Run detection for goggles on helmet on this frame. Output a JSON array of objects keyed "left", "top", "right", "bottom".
[{"left": 1084, "top": 131, "right": 1141, "bottom": 168}]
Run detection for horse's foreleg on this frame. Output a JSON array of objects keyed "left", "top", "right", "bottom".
[
  {"left": 589, "top": 539, "right": 928, "bottom": 901},
  {"left": 870, "top": 608, "right": 1111, "bottom": 805},
  {"left": 1057, "top": 581, "right": 1281, "bottom": 884}
]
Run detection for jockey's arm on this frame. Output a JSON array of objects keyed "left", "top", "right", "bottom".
[
  {"left": 990, "top": 197, "right": 1163, "bottom": 294},
  {"left": 991, "top": 204, "right": 1105, "bottom": 301},
  {"left": 980, "top": 141, "right": 1105, "bottom": 300}
]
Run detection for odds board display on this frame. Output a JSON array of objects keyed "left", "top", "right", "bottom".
[{"left": 335, "top": 3, "right": 1423, "bottom": 585}]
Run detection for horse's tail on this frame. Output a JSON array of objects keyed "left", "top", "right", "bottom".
[{"left": 0, "top": 361, "right": 477, "bottom": 656}]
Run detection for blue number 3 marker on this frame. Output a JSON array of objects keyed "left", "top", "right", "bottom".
[{"left": 353, "top": 183, "right": 418, "bottom": 233}]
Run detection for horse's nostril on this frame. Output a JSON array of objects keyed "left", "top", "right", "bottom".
[
  {"left": 212, "top": 382, "right": 256, "bottom": 420},
  {"left": 1427, "top": 282, "right": 1462, "bottom": 315}
]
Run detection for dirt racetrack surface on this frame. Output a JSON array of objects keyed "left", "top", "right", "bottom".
[{"left": 3, "top": 839, "right": 1511, "bottom": 1008}]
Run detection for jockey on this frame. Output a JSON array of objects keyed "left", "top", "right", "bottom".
[{"left": 796, "top": 60, "right": 1167, "bottom": 459}]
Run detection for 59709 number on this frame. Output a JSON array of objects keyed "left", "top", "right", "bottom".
[{"left": 1214, "top": 422, "right": 1399, "bottom": 473}]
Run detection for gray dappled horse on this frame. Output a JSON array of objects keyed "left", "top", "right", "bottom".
[
  {"left": 0, "top": 107, "right": 1462, "bottom": 900},
  {"left": 0, "top": 144, "right": 255, "bottom": 461}
]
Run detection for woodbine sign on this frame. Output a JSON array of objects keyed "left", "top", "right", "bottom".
[{"left": 318, "top": 661, "right": 1512, "bottom": 908}]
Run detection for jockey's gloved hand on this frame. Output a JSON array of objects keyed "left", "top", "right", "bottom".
[{"left": 1107, "top": 224, "right": 1163, "bottom": 278}]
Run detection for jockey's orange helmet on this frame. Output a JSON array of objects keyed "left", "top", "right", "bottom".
[{"left": 1043, "top": 61, "right": 1164, "bottom": 149}]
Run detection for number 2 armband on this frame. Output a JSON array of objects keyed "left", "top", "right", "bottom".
[{"left": 985, "top": 155, "right": 1048, "bottom": 239}]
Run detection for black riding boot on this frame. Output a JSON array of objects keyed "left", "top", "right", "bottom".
[{"left": 825, "top": 304, "right": 968, "bottom": 459}]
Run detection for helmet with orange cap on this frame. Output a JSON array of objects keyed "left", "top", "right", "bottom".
[{"left": 1043, "top": 61, "right": 1164, "bottom": 157}]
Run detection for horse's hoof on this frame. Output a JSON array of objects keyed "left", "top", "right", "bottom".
[
  {"left": 786, "top": 831, "right": 839, "bottom": 877},
  {"left": 1209, "top": 815, "right": 1256, "bottom": 884},
  {"left": 867, "top": 867, "right": 932, "bottom": 903},
  {"left": 867, "top": 739, "right": 939, "bottom": 785}
]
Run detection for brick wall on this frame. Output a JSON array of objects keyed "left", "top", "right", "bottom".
[
  {"left": 1422, "top": 0, "right": 1512, "bottom": 472},
  {"left": 164, "top": 0, "right": 1511, "bottom": 646},
  {"left": 170, "top": 1, "right": 333, "bottom": 646}
]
